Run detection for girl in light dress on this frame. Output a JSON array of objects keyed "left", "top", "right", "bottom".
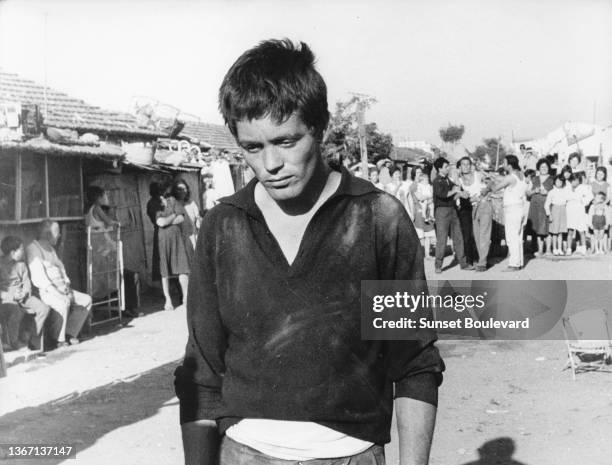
[
  {"left": 544, "top": 175, "right": 568, "bottom": 255},
  {"left": 412, "top": 170, "right": 435, "bottom": 258},
  {"left": 565, "top": 173, "right": 592, "bottom": 255},
  {"left": 589, "top": 191, "right": 609, "bottom": 254}
]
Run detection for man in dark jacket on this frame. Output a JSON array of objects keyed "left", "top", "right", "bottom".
[{"left": 175, "top": 39, "right": 445, "bottom": 465}]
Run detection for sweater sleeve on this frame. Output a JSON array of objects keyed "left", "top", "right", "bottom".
[
  {"left": 375, "top": 195, "right": 445, "bottom": 406},
  {"left": 174, "top": 211, "right": 227, "bottom": 424}
]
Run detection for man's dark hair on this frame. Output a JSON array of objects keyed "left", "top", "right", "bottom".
[
  {"left": 433, "top": 157, "right": 449, "bottom": 171},
  {"left": 536, "top": 158, "right": 550, "bottom": 171},
  {"left": 149, "top": 181, "right": 166, "bottom": 198},
  {"left": 568, "top": 152, "right": 581, "bottom": 163},
  {"left": 456, "top": 156, "right": 472, "bottom": 169},
  {"left": 0, "top": 235, "right": 22, "bottom": 256},
  {"left": 219, "top": 39, "right": 330, "bottom": 139},
  {"left": 505, "top": 155, "right": 521, "bottom": 171}
]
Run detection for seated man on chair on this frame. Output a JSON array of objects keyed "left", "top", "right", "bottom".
[
  {"left": 0, "top": 236, "right": 50, "bottom": 351},
  {"left": 26, "top": 220, "right": 91, "bottom": 349}
]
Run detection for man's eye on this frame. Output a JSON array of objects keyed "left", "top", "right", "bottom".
[
  {"left": 244, "top": 145, "right": 261, "bottom": 153},
  {"left": 279, "top": 139, "right": 297, "bottom": 148}
]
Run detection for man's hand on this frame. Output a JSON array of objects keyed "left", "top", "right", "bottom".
[{"left": 396, "top": 397, "right": 437, "bottom": 465}]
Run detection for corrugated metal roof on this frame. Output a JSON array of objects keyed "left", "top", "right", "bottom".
[{"left": 0, "top": 69, "right": 167, "bottom": 137}]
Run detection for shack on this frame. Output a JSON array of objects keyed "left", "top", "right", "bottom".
[{"left": 0, "top": 69, "right": 244, "bottom": 293}]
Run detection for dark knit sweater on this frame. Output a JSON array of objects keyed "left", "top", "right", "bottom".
[{"left": 174, "top": 167, "right": 445, "bottom": 445}]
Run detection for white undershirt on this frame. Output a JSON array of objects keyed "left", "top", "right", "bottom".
[{"left": 226, "top": 169, "right": 373, "bottom": 460}]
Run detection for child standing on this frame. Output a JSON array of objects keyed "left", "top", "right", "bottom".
[
  {"left": 589, "top": 192, "right": 608, "bottom": 254},
  {"left": 545, "top": 175, "right": 568, "bottom": 255},
  {"left": 412, "top": 171, "right": 436, "bottom": 258},
  {"left": 565, "top": 174, "right": 592, "bottom": 255}
]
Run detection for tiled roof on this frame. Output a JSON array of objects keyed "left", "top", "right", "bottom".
[
  {"left": 0, "top": 69, "right": 166, "bottom": 137},
  {"left": 179, "top": 120, "right": 239, "bottom": 150}
]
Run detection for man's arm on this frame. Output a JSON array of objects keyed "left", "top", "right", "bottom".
[
  {"left": 181, "top": 420, "right": 220, "bottom": 465},
  {"left": 396, "top": 398, "right": 437, "bottom": 465},
  {"left": 376, "top": 196, "right": 445, "bottom": 465},
  {"left": 175, "top": 211, "right": 226, "bottom": 465}
]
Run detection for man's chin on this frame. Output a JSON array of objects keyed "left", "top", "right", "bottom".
[{"left": 264, "top": 184, "right": 303, "bottom": 202}]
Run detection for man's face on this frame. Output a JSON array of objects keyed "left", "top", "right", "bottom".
[
  {"left": 438, "top": 162, "right": 450, "bottom": 177},
  {"left": 11, "top": 244, "right": 24, "bottom": 262},
  {"left": 460, "top": 159, "right": 472, "bottom": 174},
  {"left": 236, "top": 113, "right": 322, "bottom": 202},
  {"left": 49, "top": 223, "right": 61, "bottom": 246}
]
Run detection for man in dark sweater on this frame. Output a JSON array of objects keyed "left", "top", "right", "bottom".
[
  {"left": 175, "top": 39, "right": 445, "bottom": 465},
  {"left": 432, "top": 157, "right": 473, "bottom": 273}
]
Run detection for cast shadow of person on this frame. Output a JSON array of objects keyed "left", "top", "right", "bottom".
[{"left": 459, "top": 437, "right": 530, "bottom": 465}]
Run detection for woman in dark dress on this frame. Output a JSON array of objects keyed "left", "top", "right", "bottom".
[
  {"left": 527, "top": 158, "right": 554, "bottom": 256},
  {"left": 155, "top": 186, "right": 190, "bottom": 312}
]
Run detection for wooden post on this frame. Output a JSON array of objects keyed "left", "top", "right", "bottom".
[{"left": 495, "top": 137, "right": 501, "bottom": 170}]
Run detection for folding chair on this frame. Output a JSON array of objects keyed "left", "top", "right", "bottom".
[{"left": 562, "top": 309, "right": 612, "bottom": 380}]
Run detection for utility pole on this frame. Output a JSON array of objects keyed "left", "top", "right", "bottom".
[
  {"left": 357, "top": 101, "right": 368, "bottom": 179},
  {"left": 350, "top": 92, "right": 376, "bottom": 179},
  {"left": 495, "top": 136, "right": 501, "bottom": 170}
]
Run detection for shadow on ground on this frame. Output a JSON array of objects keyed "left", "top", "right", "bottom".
[
  {"left": 458, "top": 437, "right": 531, "bottom": 465},
  {"left": 0, "top": 360, "right": 180, "bottom": 464}
]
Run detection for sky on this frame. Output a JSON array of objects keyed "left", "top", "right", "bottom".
[{"left": 0, "top": 0, "right": 611, "bottom": 149}]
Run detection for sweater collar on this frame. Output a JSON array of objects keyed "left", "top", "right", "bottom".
[{"left": 218, "top": 166, "right": 377, "bottom": 219}]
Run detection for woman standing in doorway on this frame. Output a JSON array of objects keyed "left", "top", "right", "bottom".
[{"left": 155, "top": 183, "right": 190, "bottom": 311}]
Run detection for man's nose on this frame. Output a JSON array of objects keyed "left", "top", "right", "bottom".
[{"left": 262, "top": 146, "right": 284, "bottom": 173}]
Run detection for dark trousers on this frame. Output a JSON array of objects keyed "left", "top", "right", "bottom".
[
  {"left": 0, "top": 297, "right": 50, "bottom": 350},
  {"left": 435, "top": 206, "right": 467, "bottom": 269},
  {"left": 0, "top": 303, "right": 27, "bottom": 349},
  {"left": 458, "top": 206, "right": 478, "bottom": 265}
]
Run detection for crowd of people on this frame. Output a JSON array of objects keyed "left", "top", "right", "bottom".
[{"left": 370, "top": 152, "right": 612, "bottom": 272}]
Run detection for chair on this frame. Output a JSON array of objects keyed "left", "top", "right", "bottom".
[{"left": 562, "top": 309, "right": 612, "bottom": 380}]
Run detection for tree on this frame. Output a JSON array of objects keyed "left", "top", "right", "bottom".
[
  {"left": 323, "top": 97, "right": 393, "bottom": 164},
  {"left": 472, "top": 137, "right": 508, "bottom": 169},
  {"left": 439, "top": 124, "right": 465, "bottom": 159}
]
